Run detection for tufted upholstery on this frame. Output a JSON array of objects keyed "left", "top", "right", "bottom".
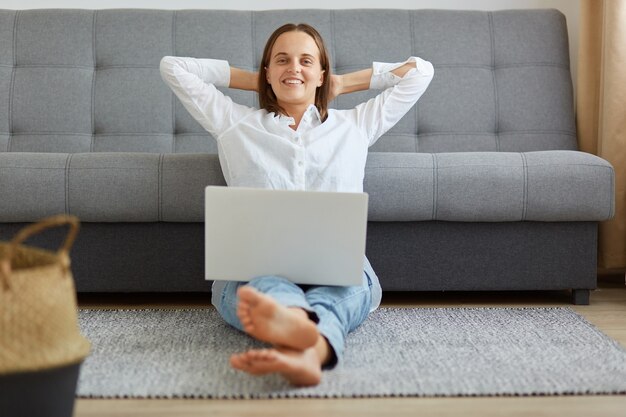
[
  {"left": 0, "top": 9, "right": 577, "bottom": 155},
  {"left": 0, "top": 9, "right": 614, "bottom": 224}
]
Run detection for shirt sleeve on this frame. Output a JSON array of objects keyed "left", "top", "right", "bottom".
[
  {"left": 349, "top": 56, "right": 434, "bottom": 147},
  {"left": 159, "top": 56, "right": 256, "bottom": 138}
]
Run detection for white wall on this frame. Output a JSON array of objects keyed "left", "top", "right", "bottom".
[{"left": 2, "top": 0, "right": 580, "bottom": 87}]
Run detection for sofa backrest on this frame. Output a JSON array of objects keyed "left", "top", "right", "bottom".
[{"left": 0, "top": 9, "right": 576, "bottom": 155}]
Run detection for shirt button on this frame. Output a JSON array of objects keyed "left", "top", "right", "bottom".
[{"left": 298, "top": 161, "right": 304, "bottom": 167}]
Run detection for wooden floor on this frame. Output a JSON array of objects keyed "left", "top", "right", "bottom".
[{"left": 75, "top": 274, "right": 626, "bottom": 417}]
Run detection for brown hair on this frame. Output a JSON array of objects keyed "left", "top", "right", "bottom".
[{"left": 258, "top": 23, "right": 331, "bottom": 122}]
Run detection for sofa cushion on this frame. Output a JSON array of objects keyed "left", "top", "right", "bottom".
[
  {"left": 0, "top": 151, "right": 613, "bottom": 223},
  {"left": 365, "top": 151, "right": 614, "bottom": 222}
]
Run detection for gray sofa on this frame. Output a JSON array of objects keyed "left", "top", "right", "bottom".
[{"left": 0, "top": 9, "right": 614, "bottom": 304}]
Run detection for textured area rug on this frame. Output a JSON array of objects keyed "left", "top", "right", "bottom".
[{"left": 76, "top": 307, "right": 626, "bottom": 399}]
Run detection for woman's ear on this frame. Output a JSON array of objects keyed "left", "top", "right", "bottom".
[{"left": 318, "top": 70, "right": 325, "bottom": 87}]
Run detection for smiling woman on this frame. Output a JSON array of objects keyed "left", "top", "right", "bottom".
[
  {"left": 159, "top": 22, "right": 434, "bottom": 387},
  {"left": 258, "top": 24, "right": 331, "bottom": 128}
]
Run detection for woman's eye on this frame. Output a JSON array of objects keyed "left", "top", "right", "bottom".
[{"left": 303, "top": 60, "right": 312, "bottom": 65}]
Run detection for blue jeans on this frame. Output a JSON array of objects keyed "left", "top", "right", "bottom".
[{"left": 212, "top": 270, "right": 375, "bottom": 369}]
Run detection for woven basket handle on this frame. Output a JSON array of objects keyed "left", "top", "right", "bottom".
[{"left": 0, "top": 215, "right": 80, "bottom": 289}]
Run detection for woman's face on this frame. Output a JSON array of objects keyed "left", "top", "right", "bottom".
[{"left": 265, "top": 31, "right": 325, "bottom": 110}]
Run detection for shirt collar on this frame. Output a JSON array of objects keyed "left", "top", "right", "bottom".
[
  {"left": 276, "top": 104, "right": 322, "bottom": 127},
  {"left": 304, "top": 104, "right": 322, "bottom": 124}
]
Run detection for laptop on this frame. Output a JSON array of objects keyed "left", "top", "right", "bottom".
[{"left": 205, "top": 186, "right": 368, "bottom": 286}]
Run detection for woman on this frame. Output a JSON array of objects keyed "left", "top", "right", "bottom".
[{"left": 160, "top": 23, "right": 434, "bottom": 386}]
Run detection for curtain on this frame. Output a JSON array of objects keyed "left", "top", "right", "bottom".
[{"left": 577, "top": 0, "right": 626, "bottom": 270}]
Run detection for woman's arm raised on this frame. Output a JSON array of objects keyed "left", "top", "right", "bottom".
[
  {"left": 347, "top": 56, "right": 434, "bottom": 146},
  {"left": 334, "top": 61, "right": 417, "bottom": 97},
  {"left": 159, "top": 57, "right": 256, "bottom": 137},
  {"left": 229, "top": 67, "right": 259, "bottom": 92}
]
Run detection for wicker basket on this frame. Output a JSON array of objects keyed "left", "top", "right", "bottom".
[{"left": 0, "top": 215, "right": 90, "bottom": 417}]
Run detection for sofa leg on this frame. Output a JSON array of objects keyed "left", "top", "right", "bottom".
[{"left": 571, "top": 289, "right": 590, "bottom": 305}]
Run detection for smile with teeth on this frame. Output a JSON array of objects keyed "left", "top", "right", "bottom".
[{"left": 283, "top": 78, "right": 304, "bottom": 85}]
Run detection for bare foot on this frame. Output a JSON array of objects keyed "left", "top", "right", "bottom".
[
  {"left": 236, "top": 286, "right": 319, "bottom": 350},
  {"left": 230, "top": 347, "right": 322, "bottom": 386}
]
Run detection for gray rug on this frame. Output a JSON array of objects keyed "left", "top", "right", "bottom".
[{"left": 76, "top": 307, "right": 626, "bottom": 399}]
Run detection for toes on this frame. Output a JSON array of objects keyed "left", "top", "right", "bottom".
[
  {"left": 236, "top": 301, "right": 247, "bottom": 312},
  {"left": 229, "top": 353, "right": 247, "bottom": 370},
  {"left": 243, "top": 349, "right": 262, "bottom": 360},
  {"left": 236, "top": 289, "right": 256, "bottom": 316},
  {"left": 243, "top": 349, "right": 281, "bottom": 375},
  {"left": 240, "top": 319, "right": 255, "bottom": 333},
  {"left": 238, "top": 314, "right": 252, "bottom": 325},
  {"left": 237, "top": 286, "right": 259, "bottom": 305},
  {"left": 237, "top": 300, "right": 254, "bottom": 329},
  {"left": 248, "top": 349, "right": 275, "bottom": 362},
  {"left": 237, "top": 300, "right": 251, "bottom": 318},
  {"left": 237, "top": 312, "right": 253, "bottom": 327},
  {"left": 231, "top": 351, "right": 268, "bottom": 373}
]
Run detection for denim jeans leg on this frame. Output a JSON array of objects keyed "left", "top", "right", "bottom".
[
  {"left": 304, "top": 271, "right": 373, "bottom": 369},
  {"left": 212, "top": 275, "right": 317, "bottom": 332}
]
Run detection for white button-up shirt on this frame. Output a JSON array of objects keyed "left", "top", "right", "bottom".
[
  {"left": 160, "top": 56, "right": 434, "bottom": 192},
  {"left": 160, "top": 55, "right": 434, "bottom": 311}
]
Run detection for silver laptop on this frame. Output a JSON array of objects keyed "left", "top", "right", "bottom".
[{"left": 205, "top": 186, "right": 368, "bottom": 286}]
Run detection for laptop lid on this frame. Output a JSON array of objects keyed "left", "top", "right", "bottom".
[{"left": 205, "top": 186, "right": 368, "bottom": 286}]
